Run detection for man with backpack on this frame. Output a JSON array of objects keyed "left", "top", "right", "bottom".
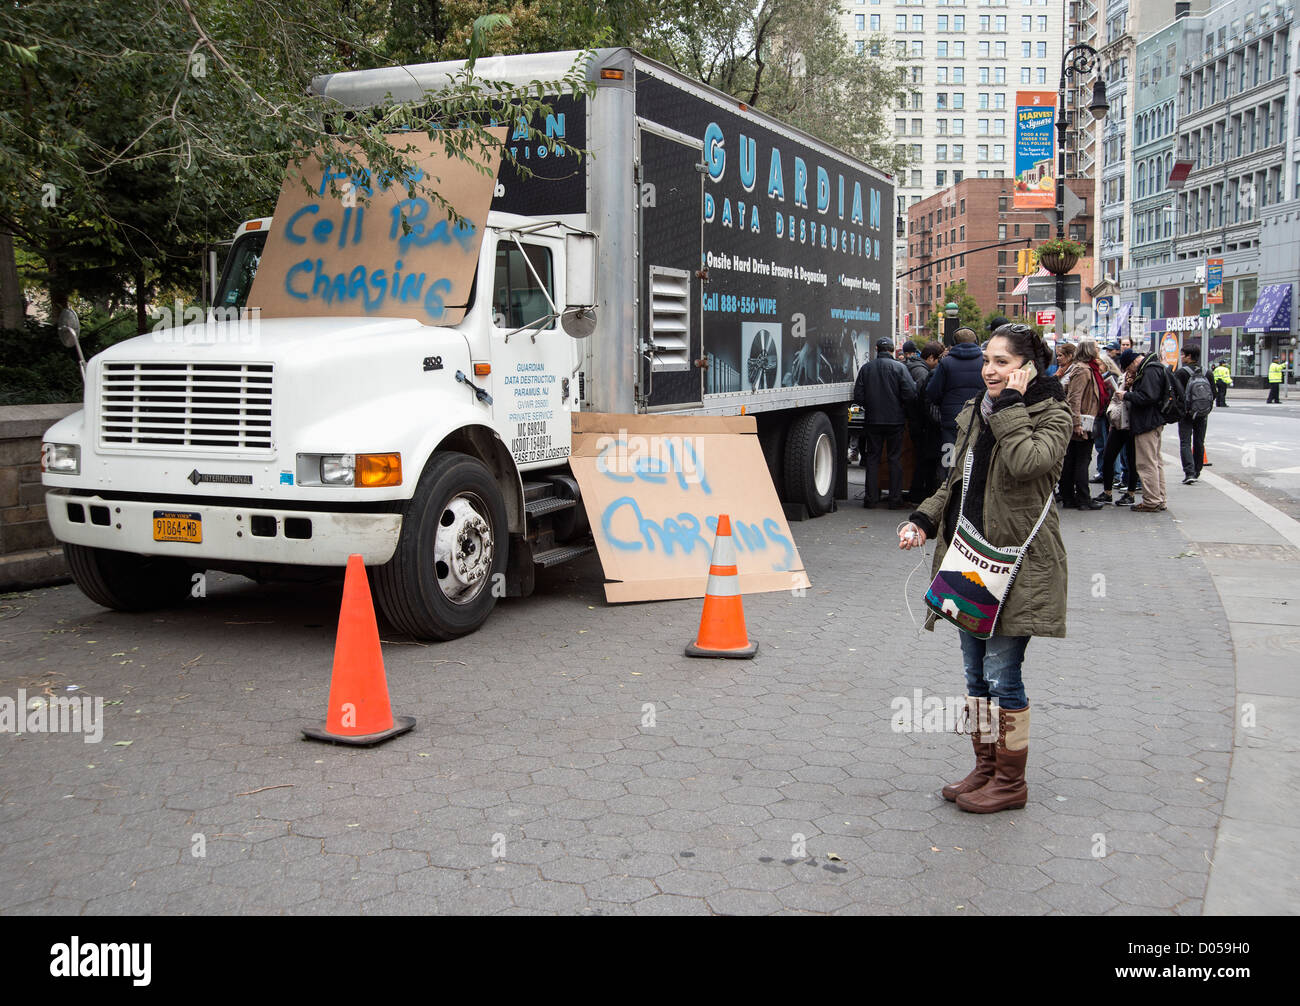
[
  {"left": 1174, "top": 344, "right": 1213, "bottom": 484},
  {"left": 1125, "top": 351, "right": 1180, "bottom": 512}
]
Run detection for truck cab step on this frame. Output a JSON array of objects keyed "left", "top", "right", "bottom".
[
  {"left": 522, "top": 480, "right": 556, "bottom": 502},
  {"left": 525, "top": 495, "right": 577, "bottom": 518},
  {"left": 533, "top": 542, "right": 596, "bottom": 568}
]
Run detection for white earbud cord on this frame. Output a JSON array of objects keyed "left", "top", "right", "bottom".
[{"left": 897, "top": 520, "right": 931, "bottom": 636}]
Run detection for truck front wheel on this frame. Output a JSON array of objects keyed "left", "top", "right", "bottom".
[
  {"left": 373, "top": 452, "right": 508, "bottom": 640},
  {"left": 64, "top": 544, "right": 195, "bottom": 612},
  {"left": 783, "top": 410, "right": 836, "bottom": 516}
]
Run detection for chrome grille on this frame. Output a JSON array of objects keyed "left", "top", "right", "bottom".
[{"left": 99, "top": 362, "right": 273, "bottom": 451}]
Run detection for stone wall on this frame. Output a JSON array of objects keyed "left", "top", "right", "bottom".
[{"left": 0, "top": 404, "right": 79, "bottom": 590}]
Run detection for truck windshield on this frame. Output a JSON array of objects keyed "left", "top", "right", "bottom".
[{"left": 214, "top": 232, "right": 267, "bottom": 311}]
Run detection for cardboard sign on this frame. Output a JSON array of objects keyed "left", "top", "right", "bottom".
[
  {"left": 247, "top": 130, "right": 505, "bottom": 326},
  {"left": 568, "top": 413, "right": 811, "bottom": 603}
]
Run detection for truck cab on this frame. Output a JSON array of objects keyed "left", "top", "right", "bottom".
[{"left": 42, "top": 212, "right": 596, "bottom": 639}]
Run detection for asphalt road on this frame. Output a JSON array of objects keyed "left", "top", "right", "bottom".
[
  {"left": 0, "top": 476, "right": 1236, "bottom": 915},
  {"left": 1197, "top": 396, "right": 1300, "bottom": 522}
]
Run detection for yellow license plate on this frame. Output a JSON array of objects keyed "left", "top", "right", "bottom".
[{"left": 153, "top": 510, "right": 202, "bottom": 543}]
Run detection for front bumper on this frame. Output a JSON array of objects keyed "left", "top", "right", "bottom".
[{"left": 45, "top": 491, "right": 402, "bottom": 566}]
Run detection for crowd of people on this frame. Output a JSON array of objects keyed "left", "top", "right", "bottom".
[{"left": 851, "top": 321, "right": 1221, "bottom": 515}]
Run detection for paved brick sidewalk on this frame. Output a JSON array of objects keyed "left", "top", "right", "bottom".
[{"left": 0, "top": 471, "right": 1232, "bottom": 914}]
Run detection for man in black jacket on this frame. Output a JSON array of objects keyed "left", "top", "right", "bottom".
[
  {"left": 1173, "top": 344, "right": 1211, "bottom": 484},
  {"left": 927, "top": 326, "right": 986, "bottom": 471},
  {"left": 853, "top": 337, "right": 917, "bottom": 508},
  {"left": 1124, "top": 352, "right": 1170, "bottom": 512},
  {"left": 903, "top": 340, "right": 942, "bottom": 503}
]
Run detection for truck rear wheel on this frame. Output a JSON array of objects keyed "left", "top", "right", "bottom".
[
  {"left": 373, "top": 452, "right": 508, "bottom": 641},
  {"left": 783, "top": 410, "right": 836, "bottom": 516},
  {"left": 64, "top": 544, "right": 195, "bottom": 611}
]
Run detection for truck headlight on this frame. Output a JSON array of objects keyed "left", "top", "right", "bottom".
[
  {"left": 42, "top": 443, "right": 80, "bottom": 475},
  {"left": 320, "top": 454, "right": 356, "bottom": 485},
  {"left": 313, "top": 453, "right": 402, "bottom": 488}
]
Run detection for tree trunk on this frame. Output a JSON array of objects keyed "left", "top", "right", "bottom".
[
  {"left": 0, "top": 233, "right": 23, "bottom": 330},
  {"left": 136, "top": 262, "right": 148, "bottom": 334},
  {"left": 48, "top": 253, "right": 68, "bottom": 322}
]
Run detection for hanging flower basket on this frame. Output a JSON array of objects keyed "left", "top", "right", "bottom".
[{"left": 1036, "top": 238, "right": 1086, "bottom": 275}]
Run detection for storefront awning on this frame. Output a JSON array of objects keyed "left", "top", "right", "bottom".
[
  {"left": 1244, "top": 284, "right": 1292, "bottom": 333},
  {"left": 1106, "top": 301, "right": 1133, "bottom": 342},
  {"left": 1012, "top": 266, "right": 1047, "bottom": 297}
]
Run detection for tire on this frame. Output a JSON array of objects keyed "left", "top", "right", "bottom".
[
  {"left": 64, "top": 543, "right": 195, "bottom": 612},
  {"left": 783, "top": 410, "right": 836, "bottom": 516},
  {"left": 373, "top": 452, "right": 508, "bottom": 641}
]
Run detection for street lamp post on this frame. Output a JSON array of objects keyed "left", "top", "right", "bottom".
[
  {"left": 1056, "top": 45, "right": 1110, "bottom": 338},
  {"left": 943, "top": 301, "right": 959, "bottom": 347}
]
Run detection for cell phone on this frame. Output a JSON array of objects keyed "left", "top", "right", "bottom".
[{"left": 1019, "top": 361, "right": 1038, "bottom": 382}]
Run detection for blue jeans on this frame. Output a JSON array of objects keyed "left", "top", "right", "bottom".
[{"left": 959, "top": 633, "right": 1029, "bottom": 709}]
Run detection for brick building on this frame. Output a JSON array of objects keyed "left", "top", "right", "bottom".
[{"left": 902, "top": 177, "right": 1095, "bottom": 334}]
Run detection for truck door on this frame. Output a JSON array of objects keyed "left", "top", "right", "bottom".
[
  {"left": 489, "top": 234, "right": 573, "bottom": 469},
  {"left": 637, "top": 123, "right": 703, "bottom": 411}
]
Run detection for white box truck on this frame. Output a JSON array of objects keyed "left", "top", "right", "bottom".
[{"left": 41, "top": 48, "right": 894, "bottom": 640}]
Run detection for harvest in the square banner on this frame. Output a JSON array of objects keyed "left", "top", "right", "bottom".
[{"left": 1014, "top": 91, "right": 1056, "bottom": 209}]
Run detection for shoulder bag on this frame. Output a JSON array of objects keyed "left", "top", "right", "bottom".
[{"left": 924, "top": 448, "right": 1054, "bottom": 639}]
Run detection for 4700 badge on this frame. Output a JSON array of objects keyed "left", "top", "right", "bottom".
[{"left": 153, "top": 510, "right": 202, "bottom": 543}]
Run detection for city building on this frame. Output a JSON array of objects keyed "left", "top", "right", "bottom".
[
  {"left": 1128, "top": 13, "right": 1199, "bottom": 270},
  {"left": 1065, "top": 1, "right": 1104, "bottom": 181},
  {"left": 1093, "top": 1, "right": 1209, "bottom": 284},
  {"left": 839, "top": 1, "right": 1066, "bottom": 319},
  {"left": 902, "top": 176, "right": 1094, "bottom": 335},
  {"left": 1115, "top": 0, "right": 1296, "bottom": 385}
]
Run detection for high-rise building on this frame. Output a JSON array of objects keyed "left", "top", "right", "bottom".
[
  {"left": 1128, "top": 13, "right": 1197, "bottom": 271},
  {"left": 1064, "top": 1, "right": 1103, "bottom": 181},
  {"left": 839, "top": 1, "right": 1065, "bottom": 211},
  {"left": 1093, "top": 1, "right": 1209, "bottom": 283},
  {"left": 1116, "top": 0, "right": 1296, "bottom": 385}
]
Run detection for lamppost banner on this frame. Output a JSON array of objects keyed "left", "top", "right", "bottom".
[
  {"left": 1014, "top": 91, "right": 1056, "bottom": 209},
  {"left": 1206, "top": 258, "right": 1224, "bottom": 304}
]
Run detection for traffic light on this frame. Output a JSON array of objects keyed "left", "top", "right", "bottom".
[{"left": 1017, "top": 249, "right": 1038, "bottom": 275}]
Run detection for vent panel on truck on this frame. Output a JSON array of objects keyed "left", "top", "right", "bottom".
[
  {"left": 649, "top": 266, "right": 692, "bottom": 372},
  {"left": 99, "top": 362, "right": 274, "bottom": 452}
]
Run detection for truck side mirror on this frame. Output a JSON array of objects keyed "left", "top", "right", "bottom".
[
  {"left": 57, "top": 308, "right": 81, "bottom": 348},
  {"left": 57, "top": 308, "right": 87, "bottom": 381},
  {"left": 565, "top": 232, "right": 597, "bottom": 310}
]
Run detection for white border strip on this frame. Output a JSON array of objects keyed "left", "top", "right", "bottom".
[{"left": 1161, "top": 452, "right": 1300, "bottom": 551}]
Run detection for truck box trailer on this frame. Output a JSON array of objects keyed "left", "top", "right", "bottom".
[{"left": 42, "top": 48, "right": 894, "bottom": 640}]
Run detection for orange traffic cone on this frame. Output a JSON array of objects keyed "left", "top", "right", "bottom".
[
  {"left": 303, "top": 554, "right": 416, "bottom": 746},
  {"left": 1203, "top": 447, "right": 1212, "bottom": 467},
  {"left": 685, "top": 514, "right": 758, "bottom": 659}
]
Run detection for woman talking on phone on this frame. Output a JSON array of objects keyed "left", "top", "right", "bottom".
[{"left": 897, "top": 324, "right": 1071, "bottom": 813}]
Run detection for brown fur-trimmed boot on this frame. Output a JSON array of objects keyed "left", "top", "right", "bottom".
[
  {"left": 956, "top": 703, "right": 1029, "bottom": 813},
  {"left": 942, "top": 696, "right": 996, "bottom": 802}
]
